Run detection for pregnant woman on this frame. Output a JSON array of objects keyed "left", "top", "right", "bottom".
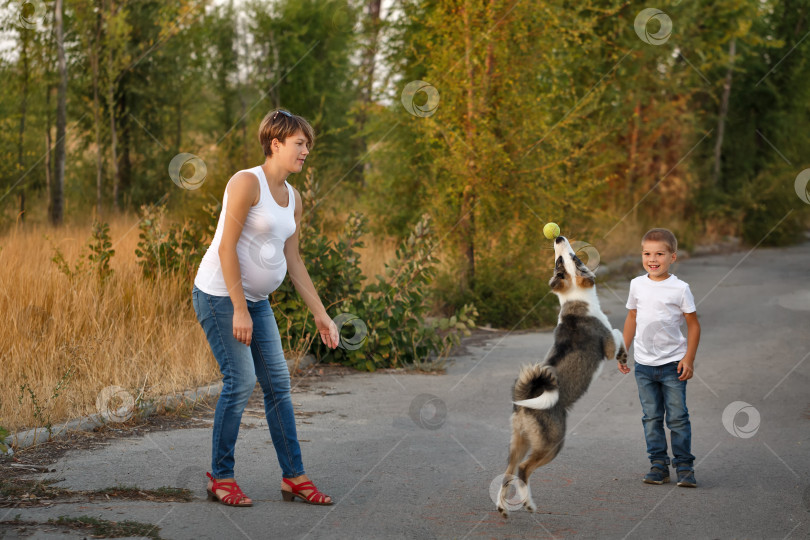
[{"left": 192, "top": 109, "right": 337, "bottom": 507}]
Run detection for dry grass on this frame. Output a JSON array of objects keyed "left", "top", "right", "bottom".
[
  {"left": 355, "top": 234, "right": 400, "bottom": 282},
  {"left": 1, "top": 214, "right": 218, "bottom": 433},
  {"left": 1, "top": 211, "right": 404, "bottom": 434},
  {"left": 1, "top": 203, "right": 654, "bottom": 434}
]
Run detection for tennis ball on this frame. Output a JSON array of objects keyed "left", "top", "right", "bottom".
[{"left": 543, "top": 222, "right": 561, "bottom": 240}]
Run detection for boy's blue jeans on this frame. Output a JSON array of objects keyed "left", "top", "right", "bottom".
[
  {"left": 192, "top": 285, "right": 305, "bottom": 480},
  {"left": 634, "top": 361, "right": 695, "bottom": 469}
]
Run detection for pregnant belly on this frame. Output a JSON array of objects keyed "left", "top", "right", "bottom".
[{"left": 243, "top": 259, "right": 287, "bottom": 297}]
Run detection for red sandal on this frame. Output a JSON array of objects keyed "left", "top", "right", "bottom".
[
  {"left": 206, "top": 472, "right": 253, "bottom": 507},
  {"left": 281, "top": 477, "right": 333, "bottom": 505}
]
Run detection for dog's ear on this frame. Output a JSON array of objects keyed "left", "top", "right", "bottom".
[
  {"left": 554, "top": 255, "right": 566, "bottom": 276},
  {"left": 571, "top": 253, "right": 595, "bottom": 278},
  {"left": 549, "top": 256, "right": 568, "bottom": 291},
  {"left": 570, "top": 253, "right": 595, "bottom": 288}
]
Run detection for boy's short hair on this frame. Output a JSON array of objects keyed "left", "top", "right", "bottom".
[
  {"left": 642, "top": 228, "right": 678, "bottom": 252},
  {"left": 258, "top": 110, "right": 315, "bottom": 158}
]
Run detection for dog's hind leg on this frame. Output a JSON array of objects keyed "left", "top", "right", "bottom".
[
  {"left": 497, "top": 415, "right": 529, "bottom": 519},
  {"left": 517, "top": 446, "right": 560, "bottom": 513}
]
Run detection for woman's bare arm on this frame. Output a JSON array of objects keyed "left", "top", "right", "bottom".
[
  {"left": 217, "top": 171, "right": 259, "bottom": 345},
  {"left": 284, "top": 188, "right": 338, "bottom": 348}
]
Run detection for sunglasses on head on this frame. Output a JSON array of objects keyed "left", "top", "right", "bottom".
[{"left": 273, "top": 110, "right": 292, "bottom": 121}]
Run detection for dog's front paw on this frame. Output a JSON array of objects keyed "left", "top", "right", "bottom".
[
  {"left": 617, "top": 346, "right": 628, "bottom": 364},
  {"left": 524, "top": 498, "right": 537, "bottom": 513},
  {"left": 497, "top": 503, "right": 509, "bottom": 519}
]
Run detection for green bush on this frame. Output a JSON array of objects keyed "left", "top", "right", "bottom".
[
  {"left": 271, "top": 172, "right": 477, "bottom": 371},
  {"left": 435, "top": 252, "right": 558, "bottom": 330},
  {"left": 0, "top": 426, "right": 10, "bottom": 455},
  {"left": 739, "top": 170, "right": 807, "bottom": 247},
  {"left": 17, "top": 366, "right": 75, "bottom": 437},
  {"left": 50, "top": 220, "right": 115, "bottom": 286},
  {"left": 135, "top": 202, "right": 218, "bottom": 280}
]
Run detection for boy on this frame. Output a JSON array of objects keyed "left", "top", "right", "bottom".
[{"left": 618, "top": 228, "right": 701, "bottom": 487}]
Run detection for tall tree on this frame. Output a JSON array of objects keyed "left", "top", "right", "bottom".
[
  {"left": 74, "top": 0, "right": 107, "bottom": 216},
  {"left": 16, "top": 26, "right": 30, "bottom": 223},
  {"left": 713, "top": 37, "right": 736, "bottom": 188},
  {"left": 383, "top": 0, "right": 631, "bottom": 295},
  {"left": 247, "top": 0, "right": 359, "bottom": 185},
  {"left": 104, "top": 0, "right": 128, "bottom": 210},
  {"left": 51, "top": 0, "right": 67, "bottom": 226}
]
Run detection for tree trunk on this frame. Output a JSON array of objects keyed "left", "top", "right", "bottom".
[
  {"left": 357, "top": 0, "right": 382, "bottom": 184},
  {"left": 106, "top": 0, "right": 121, "bottom": 210},
  {"left": 45, "top": 24, "right": 55, "bottom": 215},
  {"left": 362, "top": 0, "right": 381, "bottom": 104},
  {"left": 92, "top": 9, "right": 103, "bottom": 217},
  {"left": 237, "top": 12, "right": 249, "bottom": 164},
  {"left": 51, "top": 0, "right": 67, "bottom": 226},
  {"left": 176, "top": 97, "right": 182, "bottom": 150},
  {"left": 268, "top": 30, "right": 280, "bottom": 107},
  {"left": 119, "top": 103, "right": 132, "bottom": 205},
  {"left": 45, "top": 83, "right": 53, "bottom": 219},
  {"left": 17, "top": 33, "right": 29, "bottom": 224},
  {"left": 108, "top": 47, "right": 121, "bottom": 210},
  {"left": 713, "top": 37, "right": 735, "bottom": 189},
  {"left": 45, "top": 134, "right": 51, "bottom": 213},
  {"left": 459, "top": 0, "right": 476, "bottom": 291},
  {"left": 626, "top": 99, "right": 640, "bottom": 207}
]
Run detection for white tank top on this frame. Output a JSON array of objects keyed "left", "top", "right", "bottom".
[{"left": 194, "top": 165, "right": 296, "bottom": 301}]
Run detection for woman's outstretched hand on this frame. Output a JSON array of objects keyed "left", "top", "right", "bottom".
[{"left": 316, "top": 313, "right": 339, "bottom": 349}]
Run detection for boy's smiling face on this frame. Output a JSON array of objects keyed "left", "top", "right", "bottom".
[{"left": 642, "top": 240, "right": 676, "bottom": 281}]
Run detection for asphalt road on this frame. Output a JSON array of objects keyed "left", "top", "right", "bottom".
[{"left": 3, "top": 241, "right": 809, "bottom": 539}]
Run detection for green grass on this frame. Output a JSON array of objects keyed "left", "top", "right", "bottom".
[
  {"left": 1, "top": 478, "right": 192, "bottom": 503},
  {"left": 49, "top": 515, "right": 166, "bottom": 540},
  {"left": 0, "top": 478, "right": 68, "bottom": 499}
]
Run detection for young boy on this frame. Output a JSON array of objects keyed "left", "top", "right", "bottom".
[{"left": 618, "top": 228, "right": 701, "bottom": 487}]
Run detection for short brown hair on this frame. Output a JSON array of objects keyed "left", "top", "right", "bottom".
[
  {"left": 642, "top": 228, "right": 678, "bottom": 252},
  {"left": 258, "top": 110, "right": 315, "bottom": 158}
]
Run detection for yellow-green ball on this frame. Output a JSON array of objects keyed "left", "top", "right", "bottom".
[{"left": 543, "top": 222, "right": 560, "bottom": 240}]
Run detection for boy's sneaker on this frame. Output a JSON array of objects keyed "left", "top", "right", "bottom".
[
  {"left": 643, "top": 461, "right": 670, "bottom": 485},
  {"left": 676, "top": 467, "right": 697, "bottom": 488}
]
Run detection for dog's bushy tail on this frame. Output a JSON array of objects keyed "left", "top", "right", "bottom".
[{"left": 512, "top": 364, "right": 559, "bottom": 410}]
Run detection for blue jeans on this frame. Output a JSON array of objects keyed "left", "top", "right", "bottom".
[
  {"left": 192, "top": 285, "right": 305, "bottom": 479},
  {"left": 634, "top": 362, "right": 695, "bottom": 468}
]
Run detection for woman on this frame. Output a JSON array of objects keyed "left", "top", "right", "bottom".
[{"left": 192, "top": 109, "right": 337, "bottom": 507}]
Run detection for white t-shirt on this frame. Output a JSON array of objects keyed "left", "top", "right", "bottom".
[{"left": 626, "top": 274, "right": 696, "bottom": 366}]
